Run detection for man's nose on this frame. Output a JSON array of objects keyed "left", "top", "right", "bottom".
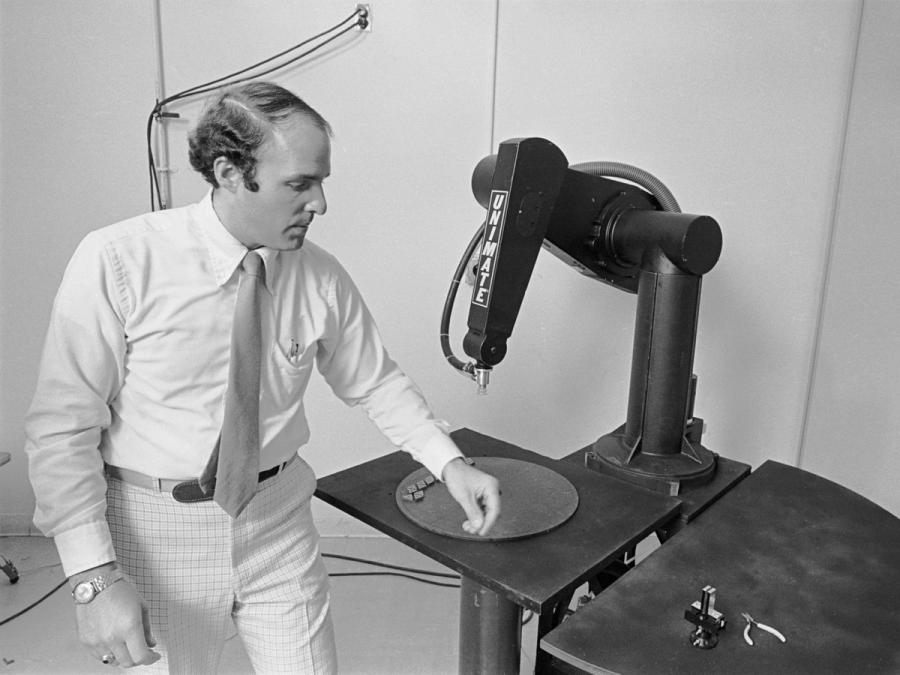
[{"left": 305, "top": 184, "right": 327, "bottom": 215}]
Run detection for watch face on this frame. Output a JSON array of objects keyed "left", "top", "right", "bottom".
[{"left": 73, "top": 581, "right": 96, "bottom": 603}]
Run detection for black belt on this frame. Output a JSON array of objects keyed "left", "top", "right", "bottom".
[{"left": 105, "top": 454, "right": 298, "bottom": 503}]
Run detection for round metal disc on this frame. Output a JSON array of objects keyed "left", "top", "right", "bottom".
[{"left": 395, "top": 457, "right": 579, "bottom": 542}]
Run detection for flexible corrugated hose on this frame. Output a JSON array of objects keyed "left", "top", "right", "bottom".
[{"left": 571, "top": 161, "right": 681, "bottom": 213}]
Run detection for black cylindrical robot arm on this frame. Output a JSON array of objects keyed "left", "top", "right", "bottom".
[{"left": 463, "top": 138, "right": 569, "bottom": 367}]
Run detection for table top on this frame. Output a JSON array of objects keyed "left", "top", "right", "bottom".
[
  {"left": 315, "top": 428, "right": 681, "bottom": 612},
  {"left": 541, "top": 460, "right": 900, "bottom": 674}
]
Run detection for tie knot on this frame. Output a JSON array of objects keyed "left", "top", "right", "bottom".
[{"left": 242, "top": 251, "right": 264, "bottom": 279}]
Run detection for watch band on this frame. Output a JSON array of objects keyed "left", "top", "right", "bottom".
[{"left": 71, "top": 569, "right": 124, "bottom": 604}]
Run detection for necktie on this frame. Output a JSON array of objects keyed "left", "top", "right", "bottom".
[{"left": 200, "top": 251, "right": 265, "bottom": 517}]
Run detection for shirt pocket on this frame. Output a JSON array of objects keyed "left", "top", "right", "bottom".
[
  {"left": 266, "top": 339, "right": 315, "bottom": 407},
  {"left": 270, "top": 337, "right": 316, "bottom": 374}
]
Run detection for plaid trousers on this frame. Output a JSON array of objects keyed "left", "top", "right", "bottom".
[{"left": 107, "top": 456, "right": 336, "bottom": 674}]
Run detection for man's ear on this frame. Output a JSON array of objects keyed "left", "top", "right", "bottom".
[{"left": 213, "top": 156, "right": 242, "bottom": 193}]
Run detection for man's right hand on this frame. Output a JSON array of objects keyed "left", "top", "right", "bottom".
[{"left": 71, "top": 564, "right": 160, "bottom": 668}]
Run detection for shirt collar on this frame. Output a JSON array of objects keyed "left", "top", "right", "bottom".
[{"left": 196, "top": 190, "right": 280, "bottom": 294}]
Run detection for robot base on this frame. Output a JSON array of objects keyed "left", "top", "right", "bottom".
[{"left": 585, "top": 425, "right": 717, "bottom": 496}]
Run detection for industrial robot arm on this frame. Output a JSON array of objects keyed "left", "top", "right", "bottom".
[{"left": 443, "top": 137, "right": 724, "bottom": 494}]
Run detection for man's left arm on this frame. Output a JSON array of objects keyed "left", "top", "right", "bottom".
[{"left": 316, "top": 266, "right": 501, "bottom": 535}]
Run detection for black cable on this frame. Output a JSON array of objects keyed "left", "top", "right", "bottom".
[
  {"left": 0, "top": 568, "right": 456, "bottom": 627},
  {"left": 0, "top": 554, "right": 459, "bottom": 626},
  {"left": 0, "top": 577, "right": 67, "bottom": 627},
  {"left": 147, "top": 110, "right": 162, "bottom": 210},
  {"left": 158, "top": 9, "right": 361, "bottom": 109},
  {"left": 148, "top": 8, "right": 365, "bottom": 210},
  {"left": 160, "top": 14, "right": 361, "bottom": 110},
  {"left": 323, "top": 552, "right": 459, "bottom": 579},
  {"left": 1, "top": 565, "right": 535, "bottom": 626},
  {"left": 154, "top": 21, "right": 359, "bottom": 116},
  {"left": 440, "top": 223, "right": 485, "bottom": 374},
  {"left": 329, "top": 572, "right": 460, "bottom": 589}
]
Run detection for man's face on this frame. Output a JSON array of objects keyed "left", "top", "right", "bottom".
[{"left": 228, "top": 114, "right": 331, "bottom": 250}]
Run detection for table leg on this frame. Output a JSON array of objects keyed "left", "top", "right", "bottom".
[{"left": 459, "top": 575, "right": 523, "bottom": 674}]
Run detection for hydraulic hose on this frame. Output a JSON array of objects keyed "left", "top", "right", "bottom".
[
  {"left": 440, "top": 223, "right": 485, "bottom": 378},
  {"left": 570, "top": 162, "right": 681, "bottom": 213}
]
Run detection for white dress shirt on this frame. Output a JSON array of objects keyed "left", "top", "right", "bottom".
[{"left": 25, "top": 192, "right": 462, "bottom": 576}]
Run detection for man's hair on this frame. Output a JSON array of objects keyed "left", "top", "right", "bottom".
[{"left": 187, "top": 81, "right": 332, "bottom": 192}]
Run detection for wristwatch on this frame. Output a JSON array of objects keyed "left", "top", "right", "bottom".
[{"left": 71, "top": 570, "right": 124, "bottom": 604}]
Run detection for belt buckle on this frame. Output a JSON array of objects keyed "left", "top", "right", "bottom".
[
  {"left": 171, "top": 479, "right": 215, "bottom": 503},
  {"left": 260, "top": 460, "right": 289, "bottom": 483}
]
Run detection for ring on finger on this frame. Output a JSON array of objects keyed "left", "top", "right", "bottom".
[{"left": 101, "top": 653, "right": 116, "bottom": 665}]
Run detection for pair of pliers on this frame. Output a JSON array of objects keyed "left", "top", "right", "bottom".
[{"left": 741, "top": 612, "right": 786, "bottom": 645}]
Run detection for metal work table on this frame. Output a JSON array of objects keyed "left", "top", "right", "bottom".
[
  {"left": 314, "top": 428, "right": 681, "bottom": 673},
  {"left": 541, "top": 460, "right": 900, "bottom": 674}
]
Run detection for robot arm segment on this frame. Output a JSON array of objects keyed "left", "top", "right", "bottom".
[{"left": 463, "top": 138, "right": 568, "bottom": 367}]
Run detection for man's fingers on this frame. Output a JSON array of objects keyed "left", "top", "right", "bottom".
[
  {"left": 109, "top": 643, "right": 135, "bottom": 668},
  {"left": 477, "top": 485, "right": 501, "bottom": 535},
  {"left": 460, "top": 493, "right": 485, "bottom": 532},
  {"left": 460, "top": 481, "right": 501, "bottom": 536},
  {"left": 123, "top": 635, "right": 159, "bottom": 667},
  {"left": 124, "top": 614, "right": 160, "bottom": 667},
  {"left": 141, "top": 603, "right": 157, "bottom": 648},
  {"left": 125, "top": 635, "right": 160, "bottom": 667}
]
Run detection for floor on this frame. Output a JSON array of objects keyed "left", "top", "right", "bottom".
[{"left": 0, "top": 535, "right": 541, "bottom": 675}]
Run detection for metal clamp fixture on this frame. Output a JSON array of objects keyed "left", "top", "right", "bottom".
[{"left": 684, "top": 585, "right": 726, "bottom": 649}]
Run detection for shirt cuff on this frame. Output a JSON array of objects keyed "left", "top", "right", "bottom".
[
  {"left": 415, "top": 429, "right": 465, "bottom": 481},
  {"left": 53, "top": 520, "right": 116, "bottom": 578}
]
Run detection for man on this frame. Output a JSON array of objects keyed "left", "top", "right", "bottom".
[{"left": 25, "top": 81, "right": 500, "bottom": 673}]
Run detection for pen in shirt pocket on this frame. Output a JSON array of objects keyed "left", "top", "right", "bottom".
[{"left": 288, "top": 338, "right": 301, "bottom": 363}]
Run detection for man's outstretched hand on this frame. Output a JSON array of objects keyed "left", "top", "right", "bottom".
[{"left": 441, "top": 457, "right": 501, "bottom": 536}]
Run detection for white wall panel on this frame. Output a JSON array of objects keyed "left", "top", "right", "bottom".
[
  {"left": 0, "top": 0, "right": 158, "bottom": 530},
  {"left": 477, "top": 0, "right": 861, "bottom": 469},
  {"left": 801, "top": 0, "right": 900, "bottom": 516}
]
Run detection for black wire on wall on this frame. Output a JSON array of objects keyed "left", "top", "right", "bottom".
[{"left": 147, "top": 7, "right": 368, "bottom": 211}]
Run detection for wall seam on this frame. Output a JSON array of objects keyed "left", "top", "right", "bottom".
[{"left": 795, "top": 0, "right": 866, "bottom": 468}]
